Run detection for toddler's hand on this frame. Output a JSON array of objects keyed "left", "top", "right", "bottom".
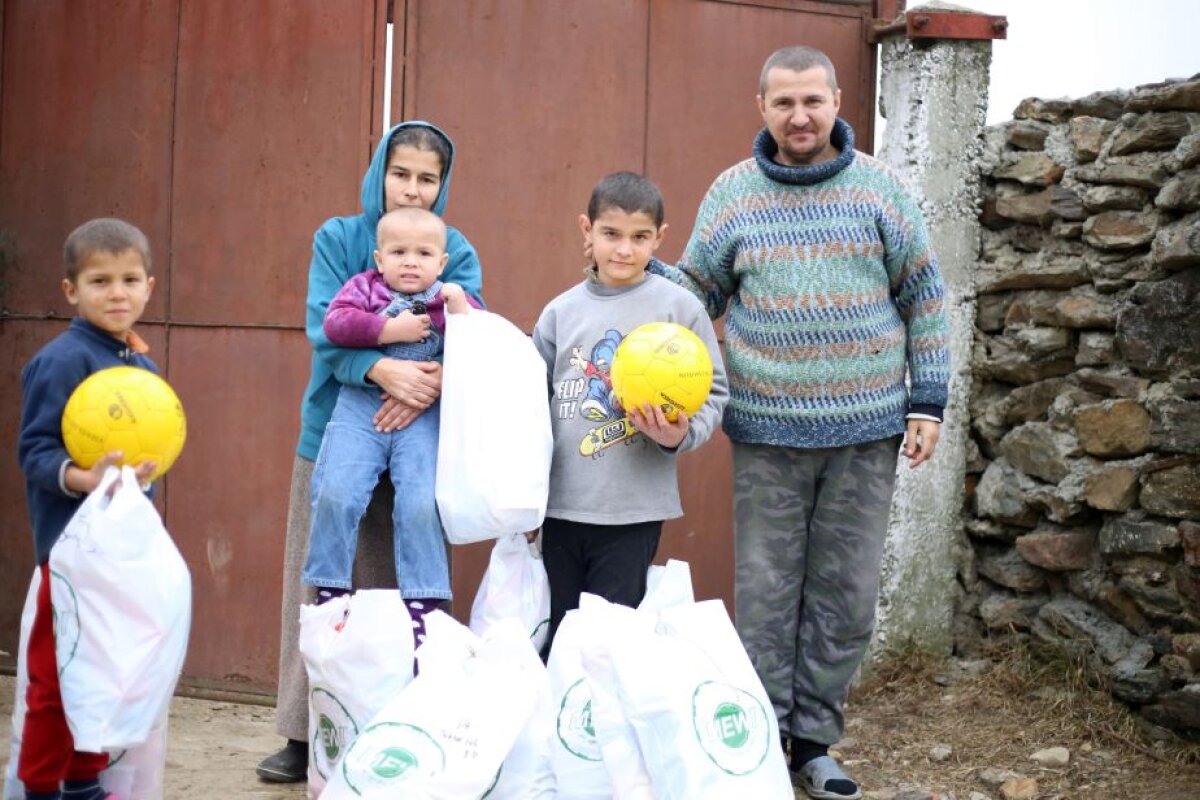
[
  {"left": 380, "top": 310, "right": 430, "bottom": 344},
  {"left": 441, "top": 283, "right": 471, "bottom": 314},
  {"left": 627, "top": 403, "right": 688, "bottom": 449}
]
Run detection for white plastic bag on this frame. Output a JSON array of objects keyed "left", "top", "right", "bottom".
[
  {"left": 606, "top": 599, "right": 793, "bottom": 799},
  {"left": 470, "top": 533, "right": 551, "bottom": 652},
  {"left": 477, "top": 648, "right": 557, "bottom": 799},
  {"left": 48, "top": 466, "right": 191, "bottom": 753},
  {"left": 4, "top": 570, "right": 42, "bottom": 800},
  {"left": 299, "top": 589, "right": 416, "bottom": 797},
  {"left": 436, "top": 311, "right": 552, "bottom": 544},
  {"left": 321, "top": 613, "right": 542, "bottom": 800},
  {"left": 573, "top": 560, "right": 695, "bottom": 800},
  {"left": 6, "top": 569, "right": 171, "bottom": 800}
]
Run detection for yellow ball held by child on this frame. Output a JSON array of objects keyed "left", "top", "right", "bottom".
[
  {"left": 61, "top": 366, "right": 187, "bottom": 481},
  {"left": 610, "top": 321, "right": 714, "bottom": 422}
]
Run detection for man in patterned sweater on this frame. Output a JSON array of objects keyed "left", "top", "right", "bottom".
[{"left": 651, "top": 46, "right": 949, "bottom": 800}]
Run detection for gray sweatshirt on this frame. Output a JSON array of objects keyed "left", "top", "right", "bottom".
[{"left": 531, "top": 272, "right": 729, "bottom": 525}]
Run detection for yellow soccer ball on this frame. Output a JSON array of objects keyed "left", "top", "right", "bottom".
[
  {"left": 610, "top": 322, "right": 714, "bottom": 422},
  {"left": 62, "top": 366, "right": 187, "bottom": 481}
]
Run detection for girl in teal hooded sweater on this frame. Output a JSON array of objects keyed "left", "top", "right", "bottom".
[{"left": 256, "top": 121, "right": 483, "bottom": 784}]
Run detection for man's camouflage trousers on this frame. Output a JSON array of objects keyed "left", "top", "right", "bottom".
[{"left": 733, "top": 436, "right": 901, "bottom": 745}]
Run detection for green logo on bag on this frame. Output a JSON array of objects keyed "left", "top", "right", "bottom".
[
  {"left": 49, "top": 570, "right": 80, "bottom": 676},
  {"left": 371, "top": 747, "right": 417, "bottom": 778},
  {"left": 341, "top": 722, "right": 445, "bottom": 795},
  {"left": 692, "top": 682, "right": 770, "bottom": 776},
  {"left": 310, "top": 688, "right": 358, "bottom": 780},
  {"left": 319, "top": 713, "right": 346, "bottom": 761},
  {"left": 556, "top": 678, "right": 601, "bottom": 761},
  {"left": 714, "top": 702, "right": 750, "bottom": 749}
]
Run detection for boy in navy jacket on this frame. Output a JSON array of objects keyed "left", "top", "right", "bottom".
[{"left": 17, "top": 218, "right": 160, "bottom": 800}]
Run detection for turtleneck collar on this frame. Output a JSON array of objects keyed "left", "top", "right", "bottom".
[{"left": 753, "top": 117, "right": 856, "bottom": 186}]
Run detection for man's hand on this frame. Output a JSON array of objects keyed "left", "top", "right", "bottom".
[
  {"left": 379, "top": 310, "right": 430, "bottom": 345},
  {"left": 903, "top": 418, "right": 941, "bottom": 469},
  {"left": 627, "top": 403, "right": 688, "bottom": 449}
]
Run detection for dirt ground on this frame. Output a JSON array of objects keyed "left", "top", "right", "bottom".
[{"left": 1, "top": 653, "right": 1198, "bottom": 799}]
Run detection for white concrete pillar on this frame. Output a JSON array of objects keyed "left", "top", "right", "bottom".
[{"left": 871, "top": 13, "right": 993, "bottom": 658}]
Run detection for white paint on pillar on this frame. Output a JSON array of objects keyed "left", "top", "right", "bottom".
[{"left": 870, "top": 18, "right": 992, "bottom": 659}]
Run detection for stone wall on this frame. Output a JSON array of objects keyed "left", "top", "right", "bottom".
[{"left": 962, "top": 77, "right": 1200, "bottom": 735}]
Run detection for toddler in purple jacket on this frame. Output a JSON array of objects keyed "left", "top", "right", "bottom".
[{"left": 302, "top": 207, "right": 478, "bottom": 643}]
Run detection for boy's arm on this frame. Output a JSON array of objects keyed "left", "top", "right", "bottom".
[
  {"left": 18, "top": 352, "right": 86, "bottom": 497},
  {"left": 308, "top": 223, "right": 384, "bottom": 388},
  {"left": 530, "top": 308, "right": 558, "bottom": 400},
  {"left": 324, "top": 272, "right": 391, "bottom": 348}
]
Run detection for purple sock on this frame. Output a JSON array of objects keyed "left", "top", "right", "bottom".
[
  {"left": 315, "top": 587, "right": 350, "bottom": 606},
  {"left": 407, "top": 598, "right": 443, "bottom": 648}
]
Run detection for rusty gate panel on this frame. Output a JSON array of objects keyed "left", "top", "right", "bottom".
[
  {"left": 648, "top": 0, "right": 875, "bottom": 267},
  {"left": 0, "top": 0, "right": 178, "bottom": 321},
  {"left": 0, "top": 321, "right": 67, "bottom": 647},
  {"left": 398, "top": 0, "right": 651, "bottom": 334},
  {"left": 169, "top": 0, "right": 382, "bottom": 327},
  {"left": 164, "top": 326, "right": 311, "bottom": 692},
  {"left": 395, "top": 0, "right": 652, "bottom": 615},
  {"left": 645, "top": 0, "right": 876, "bottom": 614}
]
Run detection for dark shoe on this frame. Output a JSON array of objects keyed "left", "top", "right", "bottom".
[{"left": 256, "top": 738, "right": 308, "bottom": 783}]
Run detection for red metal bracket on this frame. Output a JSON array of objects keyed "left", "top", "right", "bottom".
[{"left": 869, "top": 10, "right": 1007, "bottom": 43}]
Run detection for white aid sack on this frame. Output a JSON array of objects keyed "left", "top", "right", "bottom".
[
  {"left": 436, "top": 310, "right": 552, "bottom": 544},
  {"left": 576, "top": 560, "right": 695, "bottom": 800},
  {"left": 479, "top": 649, "right": 556, "bottom": 799},
  {"left": 545, "top": 604, "right": 614, "bottom": 800},
  {"left": 321, "top": 613, "right": 542, "bottom": 800},
  {"left": 48, "top": 466, "right": 191, "bottom": 753},
  {"left": 4, "top": 570, "right": 42, "bottom": 800},
  {"left": 606, "top": 599, "right": 794, "bottom": 799},
  {"left": 7, "top": 571, "right": 172, "bottom": 800},
  {"left": 470, "top": 532, "right": 551, "bottom": 652},
  {"left": 298, "top": 589, "right": 415, "bottom": 797}
]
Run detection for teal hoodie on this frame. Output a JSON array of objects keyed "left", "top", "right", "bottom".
[{"left": 297, "top": 121, "right": 484, "bottom": 460}]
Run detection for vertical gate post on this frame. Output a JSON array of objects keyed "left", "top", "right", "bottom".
[{"left": 870, "top": 7, "right": 1000, "bottom": 658}]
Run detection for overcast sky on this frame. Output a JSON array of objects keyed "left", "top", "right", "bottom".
[{"left": 945, "top": 0, "right": 1195, "bottom": 122}]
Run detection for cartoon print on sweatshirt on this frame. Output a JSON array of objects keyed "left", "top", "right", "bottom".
[{"left": 553, "top": 328, "right": 642, "bottom": 458}]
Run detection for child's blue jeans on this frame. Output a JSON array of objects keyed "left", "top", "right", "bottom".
[{"left": 303, "top": 380, "right": 450, "bottom": 600}]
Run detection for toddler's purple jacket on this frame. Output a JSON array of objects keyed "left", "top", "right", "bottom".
[{"left": 323, "top": 269, "right": 482, "bottom": 348}]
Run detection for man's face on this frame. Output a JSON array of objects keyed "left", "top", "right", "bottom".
[{"left": 756, "top": 66, "right": 842, "bottom": 167}]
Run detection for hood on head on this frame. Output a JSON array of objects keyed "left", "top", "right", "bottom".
[{"left": 360, "top": 120, "right": 456, "bottom": 227}]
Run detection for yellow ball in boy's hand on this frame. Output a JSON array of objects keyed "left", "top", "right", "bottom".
[
  {"left": 611, "top": 322, "right": 714, "bottom": 422},
  {"left": 62, "top": 366, "right": 187, "bottom": 481}
]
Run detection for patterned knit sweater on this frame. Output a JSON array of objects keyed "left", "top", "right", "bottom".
[{"left": 651, "top": 118, "right": 949, "bottom": 449}]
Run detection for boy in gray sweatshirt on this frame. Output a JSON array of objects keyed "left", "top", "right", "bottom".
[{"left": 531, "top": 172, "right": 729, "bottom": 654}]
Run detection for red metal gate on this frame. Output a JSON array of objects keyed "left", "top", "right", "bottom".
[{"left": 0, "top": 0, "right": 880, "bottom": 694}]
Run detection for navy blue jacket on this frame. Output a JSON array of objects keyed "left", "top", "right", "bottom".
[{"left": 18, "top": 318, "right": 158, "bottom": 563}]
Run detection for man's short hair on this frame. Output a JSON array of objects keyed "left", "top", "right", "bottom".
[
  {"left": 587, "top": 172, "right": 665, "bottom": 228},
  {"left": 759, "top": 45, "right": 838, "bottom": 94},
  {"left": 63, "top": 218, "right": 152, "bottom": 280}
]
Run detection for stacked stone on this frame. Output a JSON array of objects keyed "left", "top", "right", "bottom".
[{"left": 964, "top": 77, "right": 1200, "bottom": 735}]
